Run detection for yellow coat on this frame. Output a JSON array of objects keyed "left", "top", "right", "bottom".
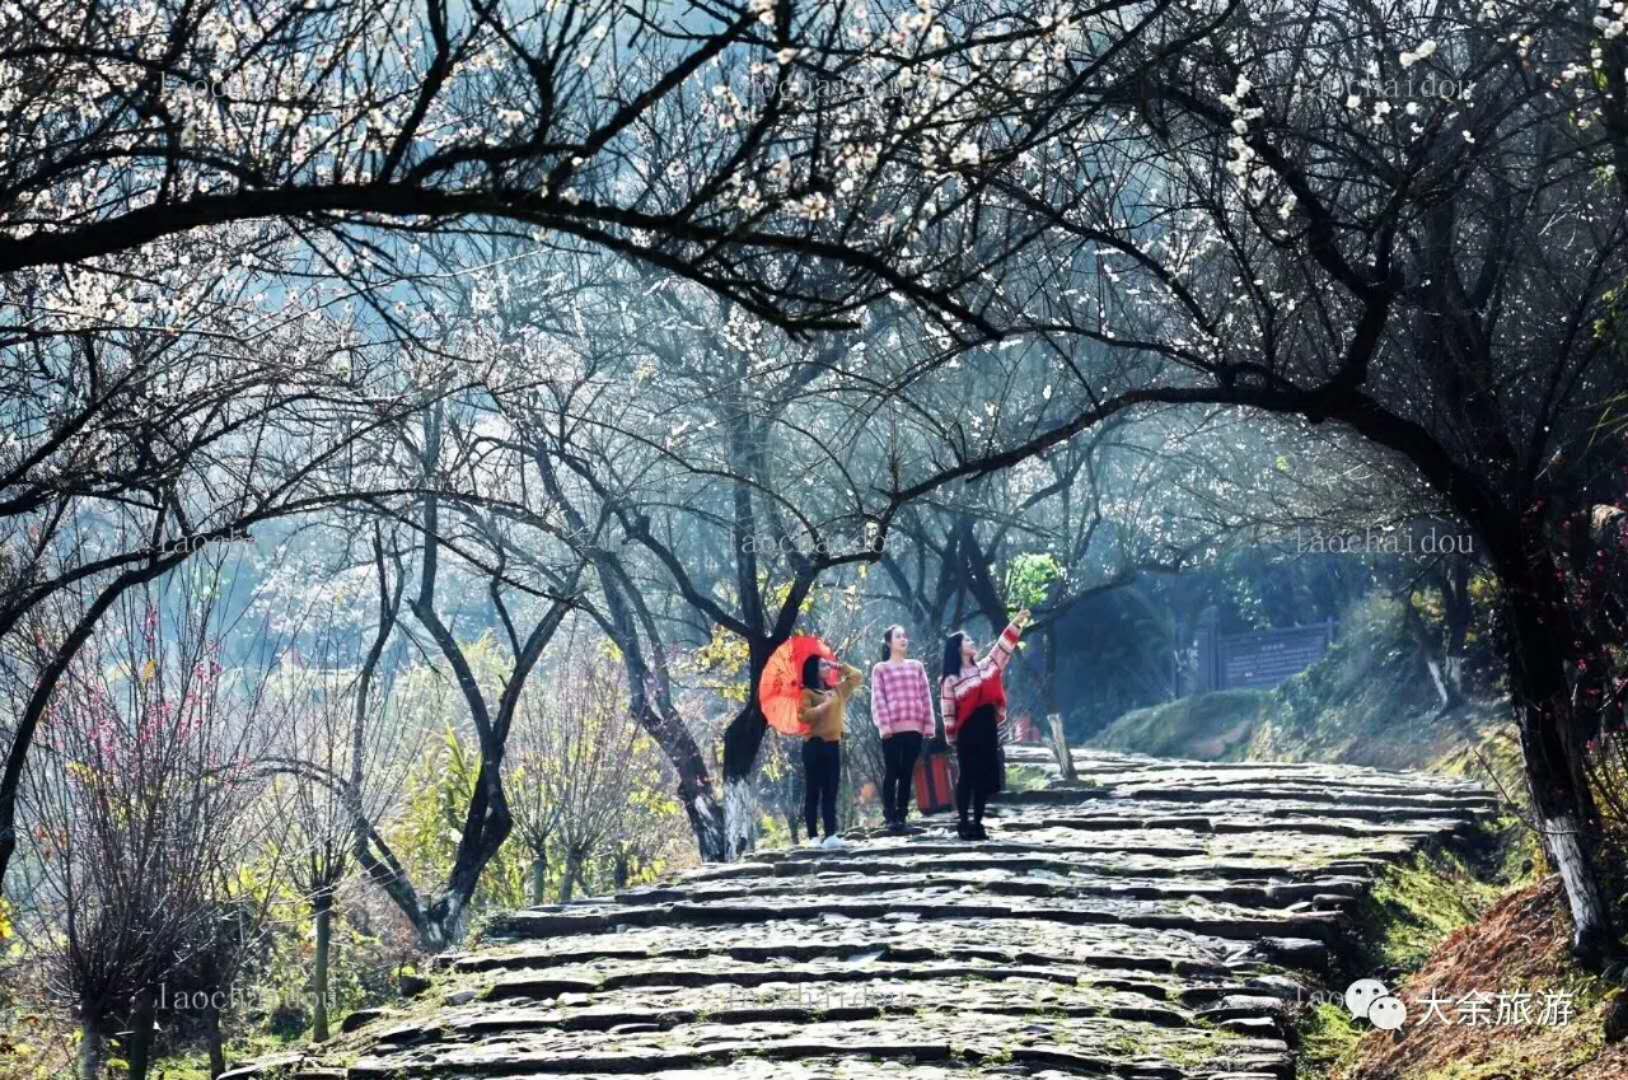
[{"left": 798, "top": 664, "right": 863, "bottom": 741}]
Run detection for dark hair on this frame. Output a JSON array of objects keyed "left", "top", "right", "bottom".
[
  {"left": 942, "top": 631, "right": 968, "bottom": 681},
  {"left": 802, "top": 654, "right": 824, "bottom": 690},
  {"left": 881, "top": 624, "right": 906, "bottom": 662}
]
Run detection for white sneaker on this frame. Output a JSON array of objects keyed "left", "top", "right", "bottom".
[{"left": 821, "top": 834, "right": 850, "bottom": 850}]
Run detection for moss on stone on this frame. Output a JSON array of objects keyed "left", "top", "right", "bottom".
[
  {"left": 1004, "top": 763, "right": 1053, "bottom": 792},
  {"left": 1163, "top": 1023, "right": 1243, "bottom": 1069},
  {"left": 1297, "top": 1002, "right": 1366, "bottom": 1080},
  {"left": 1343, "top": 841, "right": 1504, "bottom": 979},
  {"left": 1293, "top": 824, "right": 1517, "bottom": 1080}
]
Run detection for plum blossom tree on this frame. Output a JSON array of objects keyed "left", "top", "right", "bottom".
[
  {"left": 0, "top": 234, "right": 476, "bottom": 898},
  {"left": 267, "top": 621, "right": 419, "bottom": 1044},
  {"left": 900, "top": 0, "right": 1628, "bottom": 963},
  {"left": 14, "top": 0, "right": 1626, "bottom": 985},
  {"left": 0, "top": 0, "right": 1193, "bottom": 333},
  {"left": 20, "top": 576, "right": 274, "bottom": 1080},
  {"left": 0, "top": 0, "right": 1233, "bottom": 882},
  {"left": 355, "top": 402, "right": 589, "bottom": 949},
  {"left": 508, "top": 640, "right": 674, "bottom": 902}
]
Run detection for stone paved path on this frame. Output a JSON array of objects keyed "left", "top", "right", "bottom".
[{"left": 227, "top": 748, "right": 1496, "bottom": 1080}]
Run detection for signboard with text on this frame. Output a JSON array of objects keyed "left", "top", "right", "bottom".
[{"left": 1194, "top": 619, "right": 1338, "bottom": 692}]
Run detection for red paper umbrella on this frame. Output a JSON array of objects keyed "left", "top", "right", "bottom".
[{"left": 758, "top": 634, "right": 836, "bottom": 737}]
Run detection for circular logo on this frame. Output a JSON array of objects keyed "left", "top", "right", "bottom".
[
  {"left": 1345, "top": 979, "right": 1390, "bottom": 1019},
  {"left": 1369, "top": 994, "right": 1408, "bottom": 1031}
]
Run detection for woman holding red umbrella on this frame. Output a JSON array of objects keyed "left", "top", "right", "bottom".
[
  {"left": 798, "top": 654, "right": 863, "bottom": 848},
  {"left": 940, "top": 609, "right": 1031, "bottom": 841}
]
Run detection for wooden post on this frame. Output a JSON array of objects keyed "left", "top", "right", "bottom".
[{"left": 1047, "top": 713, "right": 1077, "bottom": 782}]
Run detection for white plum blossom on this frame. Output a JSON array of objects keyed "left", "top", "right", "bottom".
[
  {"left": 1218, "top": 74, "right": 1253, "bottom": 112},
  {"left": 795, "top": 192, "right": 834, "bottom": 220},
  {"left": 1399, "top": 40, "right": 1437, "bottom": 67}
]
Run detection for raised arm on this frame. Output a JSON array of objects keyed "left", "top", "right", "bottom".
[{"left": 978, "top": 614, "right": 1028, "bottom": 676}]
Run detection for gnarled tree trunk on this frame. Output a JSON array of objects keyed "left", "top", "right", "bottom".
[
  {"left": 205, "top": 1006, "right": 226, "bottom": 1078},
  {"left": 559, "top": 846, "right": 589, "bottom": 902},
  {"left": 77, "top": 1012, "right": 101, "bottom": 1080},
  {"left": 312, "top": 891, "right": 334, "bottom": 1042},
  {"left": 722, "top": 633, "right": 788, "bottom": 860},
  {"left": 124, "top": 985, "right": 157, "bottom": 1080},
  {"left": 530, "top": 847, "right": 548, "bottom": 906},
  {"left": 1503, "top": 560, "right": 1617, "bottom": 966}
]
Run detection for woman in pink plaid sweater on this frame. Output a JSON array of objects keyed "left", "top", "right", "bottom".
[{"left": 870, "top": 625, "right": 935, "bottom": 834}]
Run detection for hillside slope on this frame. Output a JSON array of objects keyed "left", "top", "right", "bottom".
[{"left": 1091, "top": 598, "right": 1504, "bottom": 772}]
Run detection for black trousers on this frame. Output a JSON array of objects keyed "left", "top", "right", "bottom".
[
  {"left": 881, "top": 731, "right": 924, "bottom": 821},
  {"left": 802, "top": 737, "right": 841, "bottom": 839},
  {"left": 955, "top": 705, "right": 1001, "bottom": 824}
]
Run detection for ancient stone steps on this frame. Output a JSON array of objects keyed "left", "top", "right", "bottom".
[
  {"left": 998, "top": 785, "right": 1495, "bottom": 814},
  {"left": 467, "top": 968, "right": 1200, "bottom": 1020},
  {"left": 1006, "top": 748, "right": 1486, "bottom": 790},
  {"left": 995, "top": 814, "right": 1471, "bottom": 840},
  {"left": 448, "top": 914, "right": 1326, "bottom": 987},
  {"left": 674, "top": 851, "right": 1382, "bottom": 885},
  {"left": 976, "top": 826, "right": 1424, "bottom": 865},
  {"left": 341, "top": 1009, "right": 1294, "bottom": 1079},
  {"left": 459, "top": 950, "right": 1279, "bottom": 1003},
  {"left": 607, "top": 869, "right": 1368, "bottom": 910},
  {"left": 484, "top": 891, "right": 1348, "bottom": 947},
  {"left": 222, "top": 750, "right": 1495, "bottom": 1080},
  {"left": 725, "top": 823, "right": 1445, "bottom": 879},
  {"left": 353, "top": 1066, "right": 1277, "bottom": 1080}
]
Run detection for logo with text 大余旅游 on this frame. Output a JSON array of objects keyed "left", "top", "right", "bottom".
[{"left": 1337, "top": 978, "right": 1575, "bottom": 1034}]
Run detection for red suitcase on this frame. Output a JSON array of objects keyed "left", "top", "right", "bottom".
[{"left": 915, "top": 750, "right": 957, "bottom": 814}]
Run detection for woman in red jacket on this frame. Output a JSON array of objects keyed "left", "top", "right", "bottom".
[{"left": 939, "top": 609, "right": 1030, "bottom": 840}]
